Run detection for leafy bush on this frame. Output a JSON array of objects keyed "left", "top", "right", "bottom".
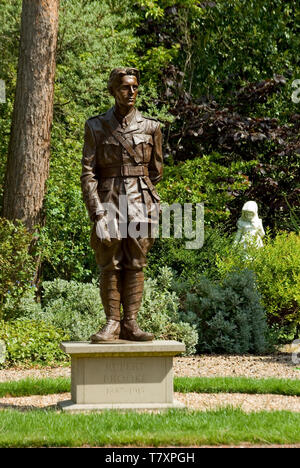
[
  {"left": 174, "top": 269, "right": 269, "bottom": 354},
  {"left": 147, "top": 226, "right": 234, "bottom": 282},
  {"left": 0, "top": 319, "right": 69, "bottom": 367},
  {"left": 0, "top": 217, "right": 36, "bottom": 320},
  {"left": 139, "top": 267, "right": 198, "bottom": 355},
  {"left": 20, "top": 279, "right": 106, "bottom": 342},
  {"left": 216, "top": 231, "right": 300, "bottom": 342},
  {"left": 158, "top": 155, "right": 255, "bottom": 224},
  {"left": 39, "top": 184, "right": 97, "bottom": 283}
]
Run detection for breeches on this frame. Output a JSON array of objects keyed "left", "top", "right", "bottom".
[{"left": 90, "top": 224, "right": 155, "bottom": 271}]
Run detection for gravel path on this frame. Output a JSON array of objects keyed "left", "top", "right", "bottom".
[
  {"left": 0, "top": 365, "right": 71, "bottom": 383},
  {"left": 175, "top": 392, "right": 300, "bottom": 413},
  {"left": 173, "top": 354, "right": 300, "bottom": 380},
  {"left": 0, "top": 353, "right": 299, "bottom": 382}
]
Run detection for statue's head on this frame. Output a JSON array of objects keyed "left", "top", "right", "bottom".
[
  {"left": 241, "top": 200, "right": 259, "bottom": 222},
  {"left": 108, "top": 68, "right": 140, "bottom": 110}
]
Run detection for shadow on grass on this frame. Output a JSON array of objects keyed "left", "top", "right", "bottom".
[{"left": 0, "top": 403, "right": 60, "bottom": 411}]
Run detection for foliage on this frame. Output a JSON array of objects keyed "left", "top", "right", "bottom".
[
  {"left": 285, "top": 196, "right": 300, "bottom": 234},
  {"left": 139, "top": 0, "right": 300, "bottom": 102},
  {"left": 147, "top": 226, "right": 234, "bottom": 281},
  {"left": 216, "top": 231, "right": 300, "bottom": 343},
  {"left": 173, "top": 269, "right": 269, "bottom": 354},
  {"left": 39, "top": 183, "right": 97, "bottom": 282},
  {"left": 139, "top": 267, "right": 198, "bottom": 354},
  {"left": 160, "top": 80, "right": 300, "bottom": 230},
  {"left": 0, "top": 319, "right": 69, "bottom": 367},
  {"left": 0, "top": 217, "right": 36, "bottom": 319},
  {"left": 0, "top": 0, "right": 21, "bottom": 207},
  {"left": 137, "top": 0, "right": 300, "bottom": 231},
  {"left": 158, "top": 154, "right": 255, "bottom": 224},
  {"left": 136, "top": 0, "right": 164, "bottom": 19},
  {"left": 19, "top": 279, "right": 105, "bottom": 342}
]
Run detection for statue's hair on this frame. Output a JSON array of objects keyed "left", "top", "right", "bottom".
[
  {"left": 108, "top": 67, "right": 140, "bottom": 95},
  {"left": 238, "top": 200, "right": 262, "bottom": 229},
  {"left": 242, "top": 201, "right": 258, "bottom": 215}
]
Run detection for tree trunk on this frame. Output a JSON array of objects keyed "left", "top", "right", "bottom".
[{"left": 2, "top": 0, "right": 59, "bottom": 231}]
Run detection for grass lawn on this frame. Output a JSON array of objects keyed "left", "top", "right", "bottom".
[
  {"left": 0, "top": 376, "right": 299, "bottom": 397},
  {"left": 1, "top": 375, "right": 300, "bottom": 447},
  {"left": 1, "top": 407, "right": 300, "bottom": 447},
  {"left": 175, "top": 376, "right": 300, "bottom": 396}
]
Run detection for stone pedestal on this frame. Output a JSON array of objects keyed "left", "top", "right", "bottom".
[{"left": 59, "top": 340, "right": 185, "bottom": 411}]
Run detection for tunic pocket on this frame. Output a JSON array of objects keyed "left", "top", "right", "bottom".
[
  {"left": 97, "top": 178, "right": 114, "bottom": 204},
  {"left": 101, "top": 137, "right": 121, "bottom": 165},
  {"left": 132, "top": 134, "right": 153, "bottom": 164}
]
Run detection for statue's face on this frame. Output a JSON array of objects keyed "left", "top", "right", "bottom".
[
  {"left": 113, "top": 75, "right": 138, "bottom": 110},
  {"left": 242, "top": 210, "right": 255, "bottom": 221}
]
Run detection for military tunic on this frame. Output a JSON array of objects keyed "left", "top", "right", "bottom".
[{"left": 81, "top": 106, "right": 163, "bottom": 271}]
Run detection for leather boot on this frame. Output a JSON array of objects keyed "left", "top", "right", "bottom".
[
  {"left": 120, "top": 270, "right": 154, "bottom": 341},
  {"left": 90, "top": 270, "right": 121, "bottom": 342}
]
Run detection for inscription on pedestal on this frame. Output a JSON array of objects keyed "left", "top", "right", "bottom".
[
  {"left": 73, "top": 356, "right": 171, "bottom": 404},
  {"left": 105, "top": 385, "right": 145, "bottom": 396}
]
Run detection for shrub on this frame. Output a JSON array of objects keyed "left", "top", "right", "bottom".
[
  {"left": 174, "top": 269, "right": 269, "bottom": 354},
  {"left": 139, "top": 268, "right": 198, "bottom": 355},
  {"left": 39, "top": 184, "right": 97, "bottom": 283},
  {"left": 21, "top": 279, "right": 106, "bottom": 342},
  {"left": 0, "top": 319, "right": 69, "bottom": 367},
  {"left": 0, "top": 217, "right": 36, "bottom": 320},
  {"left": 158, "top": 155, "right": 254, "bottom": 225},
  {"left": 216, "top": 231, "right": 300, "bottom": 342},
  {"left": 147, "top": 226, "right": 234, "bottom": 282},
  {"left": 9, "top": 288, "right": 43, "bottom": 320}
]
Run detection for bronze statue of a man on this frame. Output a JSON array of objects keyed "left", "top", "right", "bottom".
[{"left": 81, "top": 68, "right": 163, "bottom": 342}]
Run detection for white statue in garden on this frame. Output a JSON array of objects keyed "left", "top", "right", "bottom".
[{"left": 234, "top": 201, "right": 265, "bottom": 249}]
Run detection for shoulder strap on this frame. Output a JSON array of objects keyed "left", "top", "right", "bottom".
[{"left": 99, "top": 118, "right": 141, "bottom": 165}]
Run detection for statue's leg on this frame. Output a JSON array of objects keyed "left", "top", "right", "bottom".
[
  {"left": 90, "top": 227, "right": 123, "bottom": 342},
  {"left": 119, "top": 235, "right": 155, "bottom": 341},
  {"left": 90, "top": 270, "right": 122, "bottom": 342},
  {"left": 120, "top": 269, "right": 153, "bottom": 341}
]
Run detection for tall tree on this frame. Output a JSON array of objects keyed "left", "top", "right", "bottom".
[{"left": 2, "top": 0, "right": 59, "bottom": 230}]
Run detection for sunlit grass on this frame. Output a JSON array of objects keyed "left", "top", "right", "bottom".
[
  {"left": 0, "top": 408, "right": 300, "bottom": 447},
  {"left": 1, "top": 376, "right": 299, "bottom": 397}
]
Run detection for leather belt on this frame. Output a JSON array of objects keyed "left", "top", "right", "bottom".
[{"left": 100, "top": 166, "right": 149, "bottom": 177}]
